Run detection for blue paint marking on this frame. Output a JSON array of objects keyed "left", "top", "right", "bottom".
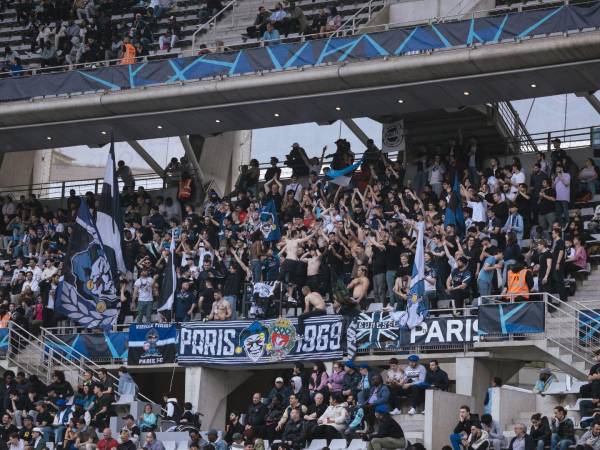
[
  {"left": 431, "top": 24, "right": 451, "bottom": 47},
  {"left": 77, "top": 71, "right": 120, "bottom": 90},
  {"left": 394, "top": 26, "right": 420, "bottom": 55},
  {"left": 517, "top": 5, "right": 564, "bottom": 38}
]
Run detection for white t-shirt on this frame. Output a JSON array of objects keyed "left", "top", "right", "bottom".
[
  {"left": 510, "top": 171, "right": 525, "bottom": 197},
  {"left": 467, "top": 200, "right": 487, "bottom": 223},
  {"left": 134, "top": 277, "right": 154, "bottom": 302}
]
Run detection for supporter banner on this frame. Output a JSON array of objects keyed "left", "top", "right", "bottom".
[
  {"left": 478, "top": 302, "right": 545, "bottom": 335},
  {"left": 178, "top": 316, "right": 343, "bottom": 365},
  {"left": 1, "top": 4, "right": 599, "bottom": 102},
  {"left": 382, "top": 120, "right": 406, "bottom": 153},
  {"left": 0, "top": 328, "right": 8, "bottom": 358},
  {"left": 577, "top": 309, "right": 600, "bottom": 345},
  {"left": 128, "top": 323, "right": 178, "bottom": 365},
  {"left": 45, "top": 332, "right": 128, "bottom": 361},
  {"left": 354, "top": 311, "right": 478, "bottom": 351},
  {"left": 55, "top": 201, "right": 119, "bottom": 329}
]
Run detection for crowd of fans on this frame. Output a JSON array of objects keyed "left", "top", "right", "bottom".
[
  {"left": 0, "top": 133, "right": 597, "bottom": 333},
  {"left": 0, "top": 0, "right": 187, "bottom": 75}
]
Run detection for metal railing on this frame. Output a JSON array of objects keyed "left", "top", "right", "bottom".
[
  {"left": 496, "top": 101, "right": 539, "bottom": 153},
  {"left": 481, "top": 292, "right": 599, "bottom": 370},
  {"left": 8, "top": 320, "right": 162, "bottom": 409},
  {"left": 0, "top": 0, "right": 590, "bottom": 80},
  {"left": 332, "top": 0, "right": 378, "bottom": 37},
  {"left": 191, "top": 0, "right": 237, "bottom": 52}
]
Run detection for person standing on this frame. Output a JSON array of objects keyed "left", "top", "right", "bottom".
[
  {"left": 553, "top": 164, "right": 571, "bottom": 229},
  {"left": 551, "top": 228, "right": 566, "bottom": 302},
  {"left": 173, "top": 281, "right": 196, "bottom": 322},
  {"left": 132, "top": 270, "right": 156, "bottom": 324}
]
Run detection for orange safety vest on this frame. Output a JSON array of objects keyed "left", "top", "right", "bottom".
[
  {"left": 178, "top": 178, "right": 192, "bottom": 200},
  {"left": 506, "top": 268, "right": 530, "bottom": 300},
  {"left": 120, "top": 43, "right": 136, "bottom": 65}
]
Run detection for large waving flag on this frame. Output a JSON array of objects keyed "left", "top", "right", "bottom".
[
  {"left": 157, "top": 232, "right": 176, "bottom": 314},
  {"left": 397, "top": 221, "right": 428, "bottom": 329},
  {"left": 96, "top": 135, "right": 126, "bottom": 278},
  {"left": 325, "top": 158, "right": 364, "bottom": 187},
  {"left": 259, "top": 200, "right": 281, "bottom": 242},
  {"left": 444, "top": 173, "right": 465, "bottom": 236},
  {"left": 55, "top": 201, "right": 119, "bottom": 329}
]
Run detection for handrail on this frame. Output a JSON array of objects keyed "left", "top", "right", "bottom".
[
  {"left": 333, "top": 0, "right": 378, "bottom": 37},
  {"left": 40, "top": 325, "right": 163, "bottom": 409},
  {"left": 0, "top": 0, "right": 583, "bottom": 80},
  {"left": 191, "top": 0, "right": 237, "bottom": 52}
]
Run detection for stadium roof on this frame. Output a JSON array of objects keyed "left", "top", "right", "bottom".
[{"left": 1, "top": 30, "right": 600, "bottom": 152}]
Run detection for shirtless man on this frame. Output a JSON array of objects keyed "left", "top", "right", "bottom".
[
  {"left": 301, "top": 247, "right": 321, "bottom": 292},
  {"left": 278, "top": 230, "right": 314, "bottom": 283},
  {"left": 206, "top": 289, "right": 232, "bottom": 321},
  {"left": 347, "top": 266, "right": 370, "bottom": 306},
  {"left": 296, "top": 286, "right": 327, "bottom": 339}
]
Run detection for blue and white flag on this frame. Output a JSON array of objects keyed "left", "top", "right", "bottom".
[
  {"left": 259, "top": 200, "right": 281, "bottom": 242},
  {"left": 127, "top": 323, "right": 178, "bottom": 365},
  {"left": 325, "top": 158, "right": 364, "bottom": 186},
  {"left": 55, "top": 201, "right": 119, "bottom": 329},
  {"left": 397, "top": 221, "right": 428, "bottom": 329},
  {"left": 96, "top": 135, "right": 126, "bottom": 276}
]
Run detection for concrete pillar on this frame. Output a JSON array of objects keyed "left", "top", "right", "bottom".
[
  {"left": 455, "top": 357, "right": 522, "bottom": 412},
  {"left": 424, "top": 390, "right": 476, "bottom": 450},
  {"left": 185, "top": 367, "right": 253, "bottom": 431},
  {"left": 342, "top": 119, "right": 372, "bottom": 147}
]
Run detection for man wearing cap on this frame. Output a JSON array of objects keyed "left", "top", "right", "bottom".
[
  {"left": 356, "top": 364, "right": 371, "bottom": 406},
  {"left": 446, "top": 256, "right": 472, "bottom": 313},
  {"left": 206, "top": 429, "right": 227, "bottom": 450},
  {"left": 230, "top": 432, "right": 245, "bottom": 450},
  {"left": 366, "top": 404, "right": 405, "bottom": 450},
  {"left": 399, "top": 355, "right": 427, "bottom": 415},
  {"left": 266, "top": 377, "right": 291, "bottom": 407},
  {"left": 18, "top": 416, "right": 34, "bottom": 444},
  {"left": 51, "top": 398, "right": 72, "bottom": 448},
  {"left": 342, "top": 361, "right": 361, "bottom": 399},
  {"left": 33, "top": 403, "right": 52, "bottom": 443},
  {"left": 30, "top": 428, "right": 45, "bottom": 450},
  {"left": 97, "top": 428, "right": 118, "bottom": 450}
]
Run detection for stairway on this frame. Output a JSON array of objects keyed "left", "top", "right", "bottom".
[
  {"left": 3, "top": 321, "right": 161, "bottom": 409},
  {"left": 392, "top": 414, "right": 424, "bottom": 444}
]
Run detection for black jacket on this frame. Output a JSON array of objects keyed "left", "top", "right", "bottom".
[
  {"left": 509, "top": 434, "right": 535, "bottom": 450},
  {"left": 425, "top": 368, "right": 449, "bottom": 391},
  {"left": 282, "top": 419, "right": 306, "bottom": 446},
  {"left": 246, "top": 402, "right": 267, "bottom": 428},
  {"left": 342, "top": 371, "right": 361, "bottom": 396},
  {"left": 372, "top": 415, "right": 404, "bottom": 439},
  {"left": 530, "top": 417, "right": 551, "bottom": 445},
  {"left": 454, "top": 418, "right": 474, "bottom": 435}
]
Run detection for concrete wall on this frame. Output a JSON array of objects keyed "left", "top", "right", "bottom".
[
  {"left": 490, "top": 386, "right": 537, "bottom": 434},
  {"left": 197, "top": 130, "right": 252, "bottom": 197},
  {"left": 424, "top": 390, "right": 475, "bottom": 450},
  {"left": 185, "top": 367, "right": 253, "bottom": 430},
  {"left": 389, "top": 0, "right": 494, "bottom": 25}
]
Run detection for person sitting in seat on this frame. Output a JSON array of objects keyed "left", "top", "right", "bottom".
[{"left": 138, "top": 404, "right": 157, "bottom": 432}]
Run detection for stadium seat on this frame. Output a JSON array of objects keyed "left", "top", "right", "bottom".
[
  {"left": 329, "top": 438, "right": 348, "bottom": 449},
  {"left": 305, "top": 439, "right": 328, "bottom": 449},
  {"left": 347, "top": 439, "right": 366, "bottom": 450}
]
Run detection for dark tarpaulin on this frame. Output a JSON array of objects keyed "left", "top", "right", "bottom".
[
  {"left": 0, "top": 3, "right": 599, "bottom": 103},
  {"left": 478, "top": 302, "right": 545, "bottom": 335}
]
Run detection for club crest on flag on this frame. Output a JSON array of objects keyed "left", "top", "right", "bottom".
[
  {"left": 268, "top": 317, "right": 296, "bottom": 360},
  {"left": 70, "top": 242, "right": 116, "bottom": 313},
  {"left": 235, "top": 321, "right": 269, "bottom": 362},
  {"left": 141, "top": 328, "right": 161, "bottom": 357}
]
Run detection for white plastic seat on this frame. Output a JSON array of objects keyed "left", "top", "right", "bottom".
[
  {"left": 329, "top": 438, "right": 348, "bottom": 449},
  {"left": 347, "top": 439, "right": 366, "bottom": 450},
  {"left": 305, "top": 439, "right": 327, "bottom": 450}
]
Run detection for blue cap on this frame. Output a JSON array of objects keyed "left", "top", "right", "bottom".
[
  {"left": 375, "top": 404, "right": 390, "bottom": 414},
  {"left": 56, "top": 399, "right": 67, "bottom": 407},
  {"left": 408, "top": 354, "right": 419, "bottom": 362},
  {"left": 344, "top": 361, "right": 356, "bottom": 369},
  {"left": 359, "top": 363, "right": 370, "bottom": 369}
]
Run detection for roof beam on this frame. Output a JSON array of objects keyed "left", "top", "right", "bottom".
[{"left": 126, "top": 140, "right": 165, "bottom": 178}]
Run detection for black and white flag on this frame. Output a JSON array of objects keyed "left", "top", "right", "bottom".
[
  {"left": 158, "top": 233, "right": 176, "bottom": 312},
  {"left": 96, "top": 135, "right": 126, "bottom": 278}
]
